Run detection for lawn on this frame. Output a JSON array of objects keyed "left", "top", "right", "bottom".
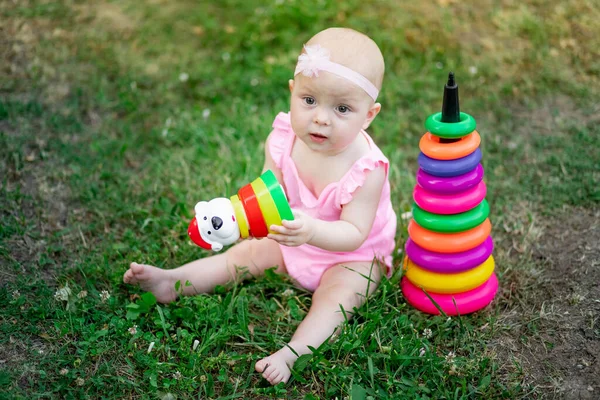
[{"left": 1, "top": 1, "right": 599, "bottom": 399}]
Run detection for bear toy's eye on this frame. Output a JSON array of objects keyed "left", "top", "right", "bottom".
[
  {"left": 203, "top": 216, "right": 207, "bottom": 220},
  {"left": 207, "top": 231, "right": 211, "bottom": 235}
]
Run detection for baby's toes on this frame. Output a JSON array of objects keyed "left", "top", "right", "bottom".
[
  {"left": 280, "top": 370, "right": 291, "bottom": 383},
  {"left": 263, "top": 365, "right": 278, "bottom": 381},
  {"left": 123, "top": 268, "right": 137, "bottom": 284},
  {"left": 269, "top": 372, "right": 283, "bottom": 385},
  {"left": 129, "top": 262, "right": 146, "bottom": 275},
  {"left": 255, "top": 359, "right": 270, "bottom": 374}
]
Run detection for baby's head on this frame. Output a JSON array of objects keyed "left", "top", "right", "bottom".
[{"left": 288, "top": 28, "right": 385, "bottom": 155}]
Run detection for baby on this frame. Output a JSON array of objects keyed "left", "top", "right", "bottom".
[{"left": 123, "top": 27, "right": 397, "bottom": 385}]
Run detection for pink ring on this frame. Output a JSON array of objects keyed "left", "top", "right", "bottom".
[
  {"left": 405, "top": 236, "right": 494, "bottom": 273},
  {"left": 416, "top": 164, "right": 484, "bottom": 194},
  {"left": 401, "top": 273, "right": 498, "bottom": 316},
  {"left": 413, "top": 181, "right": 487, "bottom": 215}
]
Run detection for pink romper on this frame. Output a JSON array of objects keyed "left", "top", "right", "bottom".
[{"left": 268, "top": 112, "right": 397, "bottom": 291}]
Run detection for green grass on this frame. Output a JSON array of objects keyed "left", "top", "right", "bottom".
[{"left": 1, "top": 0, "right": 599, "bottom": 398}]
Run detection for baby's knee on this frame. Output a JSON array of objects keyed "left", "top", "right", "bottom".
[
  {"left": 224, "top": 241, "right": 254, "bottom": 277},
  {"left": 315, "top": 283, "right": 364, "bottom": 310},
  {"left": 224, "top": 239, "right": 282, "bottom": 278}
]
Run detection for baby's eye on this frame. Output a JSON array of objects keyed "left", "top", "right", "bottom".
[
  {"left": 336, "top": 105, "right": 351, "bottom": 114},
  {"left": 303, "top": 96, "right": 316, "bottom": 105}
]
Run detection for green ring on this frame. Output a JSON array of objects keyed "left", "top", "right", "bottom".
[
  {"left": 412, "top": 199, "right": 489, "bottom": 233},
  {"left": 259, "top": 170, "right": 294, "bottom": 221},
  {"left": 424, "top": 112, "right": 477, "bottom": 139}
]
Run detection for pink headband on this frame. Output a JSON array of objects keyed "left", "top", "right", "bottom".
[{"left": 294, "top": 44, "right": 379, "bottom": 101}]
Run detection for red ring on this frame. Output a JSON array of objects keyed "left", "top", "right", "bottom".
[{"left": 238, "top": 184, "right": 269, "bottom": 237}]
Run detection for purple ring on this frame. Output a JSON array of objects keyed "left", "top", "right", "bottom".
[
  {"left": 416, "top": 164, "right": 484, "bottom": 194},
  {"left": 418, "top": 148, "right": 482, "bottom": 177},
  {"left": 405, "top": 236, "right": 494, "bottom": 272}
]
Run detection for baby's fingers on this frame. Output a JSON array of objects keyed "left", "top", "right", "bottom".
[
  {"left": 281, "top": 219, "right": 302, "bottom": 229},
  {"left": 267, "top": 233, "right": 295, "bottom": 245},
  {"left": 269, "top": 224, "right": 289, "bottom": 235}
]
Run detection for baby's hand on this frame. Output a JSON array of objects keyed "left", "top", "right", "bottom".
[{"left": 267, "top": 210, "right": 315, "bottom": 247}]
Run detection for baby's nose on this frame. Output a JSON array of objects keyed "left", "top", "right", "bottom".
[
  {"left": 313, "top": 108, "right": 330, "bottom": 125},
  {"left": 211, "top": 216, "right": 223, "bottom": 230}
]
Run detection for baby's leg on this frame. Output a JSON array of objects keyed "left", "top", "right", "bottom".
[
  {"left": 255, "top": 260, "right": 383, "bottom": 385},
  {"left": 123, "top": 238, "right": 285, "bottom": 303}
]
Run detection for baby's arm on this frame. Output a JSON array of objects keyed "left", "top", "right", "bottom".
[
  {"left": 262, "top": 132, "right": 283, "bottom": 182},
  {"left": 268, "top": 166, "right": 386, "bottom": 251}
]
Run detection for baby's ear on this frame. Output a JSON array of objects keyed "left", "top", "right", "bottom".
[
  {"left": 362, "top": 102, "right": 382, "bottom": 130},
  {"left": 288, "top": 79, "right": 295, "bottom": 93}
]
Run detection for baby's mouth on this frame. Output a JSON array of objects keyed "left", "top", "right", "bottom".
[{"left": 309, "top": 133, "right": 327, "bottom": 143}]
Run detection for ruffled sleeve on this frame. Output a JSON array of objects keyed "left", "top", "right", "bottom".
[
  {"left": 268, "top": 112, "right": 293, "bottom": 169},
  {"left": 338, "top": 154, "right": 389, "bottom": 206}
]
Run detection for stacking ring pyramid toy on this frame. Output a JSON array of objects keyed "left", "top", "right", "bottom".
[
  {"left": 401, "top": 72, "right": 498, "bottom": 315},
  {"left": 188, "top": 169, "right": 294, "bottom": 251}
]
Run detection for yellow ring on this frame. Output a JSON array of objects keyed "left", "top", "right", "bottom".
[
  {"left": 230, "top": 195, "right": 249, "bottom": 239},
  {"left": 251, "top": 178, "right": 282, "bottom": 232},
  {"left": 403, "top": 255, "right": 495, "bottom": 294}
]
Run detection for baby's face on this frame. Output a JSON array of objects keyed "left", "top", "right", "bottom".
[{"left": 289, "top": 72, "right": 377, "bottom": 155}]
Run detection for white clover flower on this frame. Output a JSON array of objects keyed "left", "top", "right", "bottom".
[
  {"left": 435, "top": 62, "right": 443, "bottom": 69},
  {"left": 281, "top": 288, "right": 295, "bottom": 297},
  {"left": 128, "top": 325, "right": 138, "bottom": 335},
  {"left": 100, "top": 290, "right": 110, "bottom": 303},
  {"left": 54, "top": 285, "right": 71, "bottom": 302},
  {"left": 75, "top": 377, "right": 85, "bottom": 386},
  {"left": 468, "top": 66, "right": 478, "bottom": 75},
  {"left": 59, "top": 368, "right": 69, "bottom": 375},
  {"left": 445, "top": 351, "right": 456, "bottom": 364},
  {"left": 419, "top": 347, "right": 426, "bottom": 357},
  {"left": 202, "top": 109, "right": 211, "bottom": 119},
  {"left": 422, "top": 328, "right": 433, "bottom": 339},
  {"left": 77, "top": 290, "right": 88, "bottom": 299},
  {"left": 173, "top": 371, "right": 182, "bottom": 380},
  {"left": 250, "top": 78, "right": 259, "bottom": 86},
  {"left": 179, "top": 72, "right": 189, "bottom": 82},
  {"left": 12, "top": 290, "right": 20, "bottom": 299}
]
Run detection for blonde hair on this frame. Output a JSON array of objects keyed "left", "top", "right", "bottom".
[{"left": 304, "top": 27, "right": 385, "bottom": 91}]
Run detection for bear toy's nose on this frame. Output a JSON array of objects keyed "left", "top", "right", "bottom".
[{"left": 211, "top": 216, "right": 223, "bottom": 230}]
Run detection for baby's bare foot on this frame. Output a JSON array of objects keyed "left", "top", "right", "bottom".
[
  {"left": 254, "top": 346, "right": 298, "bottom": 385},
  {"left": 123, "top": 262, "right": 178, "bottom": 304}
]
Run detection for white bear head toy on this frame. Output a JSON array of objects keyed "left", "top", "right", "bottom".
[{"left": 187, "top": 198, "right": 240, "bottom": 251}]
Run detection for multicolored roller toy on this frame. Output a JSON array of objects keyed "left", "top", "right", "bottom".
[
  {"left": 401, "top": 72, "right": 498, "bottom": 316},
  {"left": 187, "top": 169, "right": 294, "bottom": 251}
]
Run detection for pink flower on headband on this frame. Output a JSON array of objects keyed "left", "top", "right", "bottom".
[
  {"left": 293, "top": 43, "right": 380, "bottom": 100},
  {"left": 296, "top": 44, "right": 331, "bottom": 78}
]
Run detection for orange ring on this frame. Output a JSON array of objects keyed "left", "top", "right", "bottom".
[
  {"left": 419, "top": 131, "right": 481, "bottom": 160},
  {"left": 408, "top": 218, "right": 491, "bottom": 253}
]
